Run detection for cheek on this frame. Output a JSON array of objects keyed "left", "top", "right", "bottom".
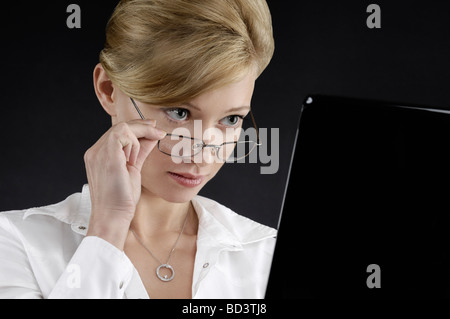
[
  {"left": 141, "top": 147, "right": 170, "bottom": 179},
  {"left": 207, "top": 162, "right": 225, "bottom": 179}
]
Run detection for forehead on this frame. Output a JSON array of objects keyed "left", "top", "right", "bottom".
[{"left": 184, "top": 72, "right": 255, "bottom": 114}]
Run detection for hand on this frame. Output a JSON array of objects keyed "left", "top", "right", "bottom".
[{"left": 84, "top": 119, "right": 166, "bottom": 250}]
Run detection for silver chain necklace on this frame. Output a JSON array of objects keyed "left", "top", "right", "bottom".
[{"left": 131, "top": 210, "right": 190, "bottom": 282}]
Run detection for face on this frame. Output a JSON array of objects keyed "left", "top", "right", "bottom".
[{"left": 111, "top": 71, "right": 256, "bottom": 203}]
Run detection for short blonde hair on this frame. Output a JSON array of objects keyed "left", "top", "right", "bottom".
[{"left": 99, "top": 0, "right": 274, "bottom": 105}]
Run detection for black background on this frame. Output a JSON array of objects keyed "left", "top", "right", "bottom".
[{"left": 0, "top": 1, "right": 449, "bottom": 231}]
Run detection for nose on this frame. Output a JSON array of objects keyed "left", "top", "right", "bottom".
[
  {"left": 193, "top": 145, "right": 218, "bottom": 164},
  {"left": 191, "top": 124, "right": 223, "bottom": 164}
]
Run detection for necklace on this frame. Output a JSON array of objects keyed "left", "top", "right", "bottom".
[{"left": 131, "top": 210, "right": 190, "bottom": 282}]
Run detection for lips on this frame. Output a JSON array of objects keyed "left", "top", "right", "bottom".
[{"left": 168, "top": 172, "right": 205, "bottom": 188}]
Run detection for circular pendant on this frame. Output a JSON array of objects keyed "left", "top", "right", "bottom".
[{"left": 156, "top": 264, "right": 175, "bottom": 282}]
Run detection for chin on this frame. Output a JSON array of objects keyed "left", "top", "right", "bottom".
[{"left": 160, "top": 190, "right": 200, "bottom": 204}]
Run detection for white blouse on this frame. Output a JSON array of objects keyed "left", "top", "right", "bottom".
[{"left": 0, "top": 185, "right": 277, "bottom": 299}]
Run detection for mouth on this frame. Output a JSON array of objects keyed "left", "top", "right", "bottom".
[{"left": 168, "top": 172, "right": 205, "bottom": 188}]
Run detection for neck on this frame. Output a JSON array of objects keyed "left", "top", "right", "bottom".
[{"left": 130, "top": 188, "right": 197, "bottom": 237}]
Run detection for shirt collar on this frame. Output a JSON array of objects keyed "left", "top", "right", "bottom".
[
  {"left": 23, "top": 184, "right": 91, "bottom": 235},
  {"left": 23, "top": 184, "right": 276, "bottom": 243},
  {"left": 192, "top": 195, "right": 276, "bottom": 250}
]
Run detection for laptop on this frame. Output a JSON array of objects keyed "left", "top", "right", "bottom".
[{"left": 265, "top": 95, "right": 450, "bottom": 299}]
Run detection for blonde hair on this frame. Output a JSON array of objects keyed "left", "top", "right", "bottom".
[{"left": 99, "top": 0, "right": 274, "bottom": 105}]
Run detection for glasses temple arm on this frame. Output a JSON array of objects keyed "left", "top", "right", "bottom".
[
  {"left": 130, "top": 97, "right": 146, "bottom": 120},
  {"left": 249, "top": 110, "right": 262, "bottom": 145}
]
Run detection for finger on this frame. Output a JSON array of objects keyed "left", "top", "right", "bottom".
[
  {"left": 128, "top": 118, "right": 157, "bottom": 127},
  {"left": 107, "top": 120, "right": 166, "bottom": 169},
  {"left": 108, "top": 127, "right": 139, "bottom": 168},
  {"left": 128, "top": 137, "right": 140, "bottom": 166},
  {"left": 123, "top": 143, "right": 132, "bottom": 162},
  {"left": 126, "top": 120, "right": 167, "bottom": 141},
  {"left": 134, "top": 139, "right": 158, "bottom": 171},
  {"left": 123, "top": 120, "right": 165, "bottom": 167}
]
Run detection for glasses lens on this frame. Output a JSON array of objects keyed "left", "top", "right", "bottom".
[
  {"left": 217, "top": 113, "right": 260, "bottom": 162},
  {"left": 158, "top": 135, "right": 203, "bottom": 158},
  {"left": 217, "top": 142, "right": 236, "bottom": 162},
  {"left": 157, "top": 112, "right": 260, "bottom": 162},
  {"left": 219, "top": 141, "right": 258, "bottom": 162}
]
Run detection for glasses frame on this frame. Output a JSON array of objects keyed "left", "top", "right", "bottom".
[{"left": 130, "top": 97, "right": 262, "bottom": 162}]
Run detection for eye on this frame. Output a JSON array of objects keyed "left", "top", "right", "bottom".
[
  {"left": 165, "top": 108, "right": 189, "bottom": 122},
  {"left": 220, "top": 115, "right": 244, "bottom": 127}
]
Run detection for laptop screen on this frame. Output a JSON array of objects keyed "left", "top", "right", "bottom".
[{"left": 266, "top": 95, "right": 450, "bottom": 298}]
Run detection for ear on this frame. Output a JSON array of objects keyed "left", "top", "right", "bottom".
[{"left": 93, "top": 63, "right": 117, "bottom": 118}]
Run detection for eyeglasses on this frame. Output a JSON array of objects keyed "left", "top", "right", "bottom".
[{"left": 130, "top": 97, "right": 261, "bottom": 162}]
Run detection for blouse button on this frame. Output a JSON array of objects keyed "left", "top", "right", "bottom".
[
  {"left": 78, "top": 226, "right": 86, "bottom": 230},
  {"left": 203, "top": 262, "right": 209, "bottom": 268}
]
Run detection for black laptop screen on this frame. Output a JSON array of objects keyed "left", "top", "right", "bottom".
[{"left": 266, "top": 95, "right": 450, "bottom": 299}]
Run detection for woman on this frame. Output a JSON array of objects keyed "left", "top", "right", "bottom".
[{"left": 0, "top": 0, "right": 275, "bottom": 298}]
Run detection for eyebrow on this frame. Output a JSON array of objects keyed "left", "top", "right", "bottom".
[{"left": 182, "top": 102, "right": 251, "bottom": 114}]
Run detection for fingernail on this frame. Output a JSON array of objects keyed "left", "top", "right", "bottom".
[
  {"left": 144, "top": 119, "right": 157, "bottom": 127},
  {"left": 157, "top": 128, "right": 167, "bottom": 138}
]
